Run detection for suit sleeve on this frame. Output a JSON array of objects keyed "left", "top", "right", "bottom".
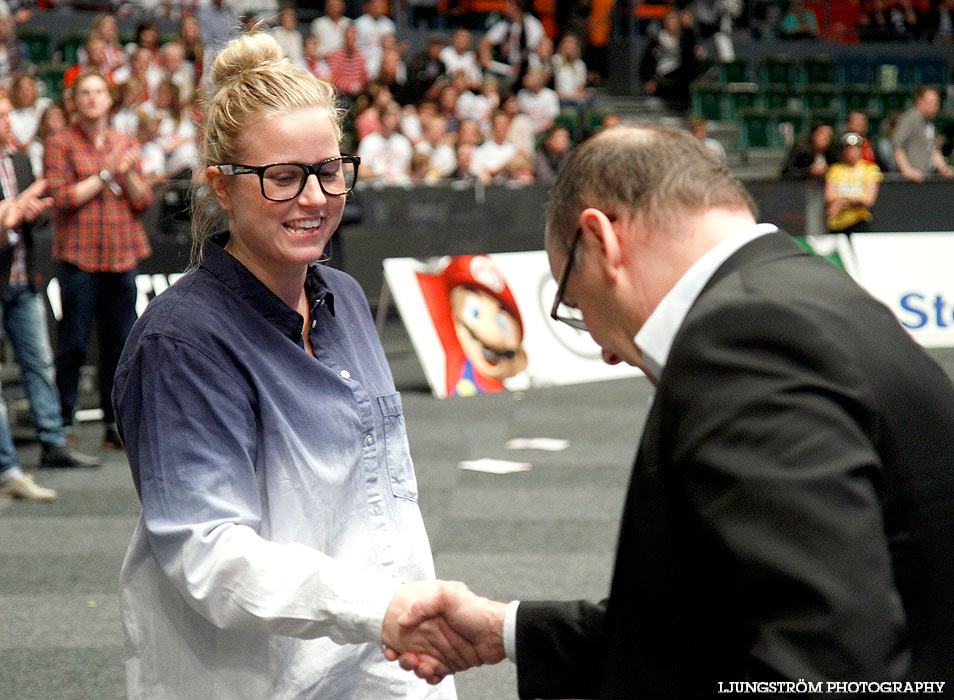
[
  {"left": 663, "top": 290, "right": 907, "bottom": 679},
  {"left": 515, "top": 599, "right": 607, "bottom": 699}
]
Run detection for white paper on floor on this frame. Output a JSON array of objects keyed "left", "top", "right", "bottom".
[
  {"left": 458, "top": 458, "right": 533, "bottom": 474},
  {"left": 505, "top": 438, "right": 570, "bottom": 451}
]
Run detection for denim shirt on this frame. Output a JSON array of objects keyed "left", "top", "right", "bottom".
[{"left": 113, "top": 232, "right": 455, "bottom": 700}]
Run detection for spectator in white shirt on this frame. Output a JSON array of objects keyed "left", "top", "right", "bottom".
[
  {"left": 552, "top": 33, "right": 588, "bottom": 108},
  {"left": 354, "top": 0, "right": 396, "bottom": 78},
  {"left": 414, "top": 114, "right": 456, "bottom": 178},
  {"left": 357, "top": 102, "right": 413, "bottom": 184},
  {"left": 271, "top": 7, "right": 304, "bottom": 63},
  {"left": 516, "top": 67, "right": 559, "bottom": 135},
  {"left": 439, "top": 29, "right": 481, "bottom": 87},
  {"left": 479, "top": 0, "right": 545, "bottom": 84},
  {"left": 160, "top": 41, "right": 196, "bottom": 106},
  {"left": 310, "top": 0, "right": 350, "bottom": 58},
  {"left": 8, "top": 74, "right": 50, "bottom": 149},
  {"left": 470, "top": 110, "right": 517, "bottom": 183}
]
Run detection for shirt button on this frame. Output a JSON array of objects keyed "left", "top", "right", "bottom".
[
  {"left": 365, "top": 434, "right": 374, "bottom": 446},
  {"left": 340, "top": 369, "right": 351, "bottom": 379},
  {"left": 311, "top": 320, "right": 317, "bottom": 329},
  {"left": 371, "top": 505, "right": 383, "bottom": 516}
]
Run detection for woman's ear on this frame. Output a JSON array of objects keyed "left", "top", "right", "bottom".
[{"left": 206, "top": 165, "right": 232, "bottom": 212}]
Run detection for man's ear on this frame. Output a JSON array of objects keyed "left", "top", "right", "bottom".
[
  {"left": 206, "top": 165, "right": 232, "bottom": 212},
  {"left": 579, "top": 207, "right": 623, "bottom": 278}
]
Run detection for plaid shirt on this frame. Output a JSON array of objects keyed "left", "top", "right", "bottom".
[{"left": 45, "top": 124, "right": 153, "bottom": 273}]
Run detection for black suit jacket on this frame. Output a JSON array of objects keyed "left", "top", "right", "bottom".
[
  {"left": 0, "top": 151, "right": 38, "bottom": 298},
  {"left": 516, "top": 233, "right": 954, "bottom": 698}
]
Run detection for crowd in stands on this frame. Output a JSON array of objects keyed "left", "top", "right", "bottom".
[{"left": 0, "top": 0, "right": 617, "bottom": 190}]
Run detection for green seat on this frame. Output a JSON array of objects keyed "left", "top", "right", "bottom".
[
  {"left": 800, "top": 55, "right": 839, "bottom": 85},
  {"left": 717, "top": 59, "right": 748, "bottom": 85},
  {"left": 762, "top": 84, "right": 799, "bottom": 112},
  {"left": 16, "top": 26, "right": 51, "bottom": 64},
  {"left": 555, "top": 108, "right": 580, "bottom": 140},
  {"left": 34, "top": 62, "right": 68, "bottom": 102},
  {"left": 759, "top": 55, "right": 799, "bottom": 88},
  {"left": 739, "top": 107, "right": 771, "bottom": 148},
  {"left": 727, "top": 82, "right": 759, "bottom": 118},
  {"left": 803, "top": 85, "right": 842, "bottom": 118},
  {"left": 57, "top": 30, "right": 87, "bottom": 66},
  {"left": 841, "top": 84, "right": 873, "bottom": 114},
  {"left": 690, "top": 81, "right": 726, "bottom": 121},
  {"left": 877, "top": 88, "right": 910, "bottom": 115}
]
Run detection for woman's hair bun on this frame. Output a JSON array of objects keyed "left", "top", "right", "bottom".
[{"left": 208, "top": 32, "right": 286, "bottom": 93}]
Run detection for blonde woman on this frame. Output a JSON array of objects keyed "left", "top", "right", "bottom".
[{"left": 113, "top": 33, "right": 470, "bottom": 700}]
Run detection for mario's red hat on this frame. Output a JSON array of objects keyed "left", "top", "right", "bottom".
[{"left": 437, "top": 255, "right": 523, "bottom": 335}]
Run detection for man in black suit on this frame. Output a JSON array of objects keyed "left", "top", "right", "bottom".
[
  {"left": 385, "top": 124, "right": 954, "bottom": 696},
  {"left": 0, "top": 91, "right": 98, "bottom": 492}
]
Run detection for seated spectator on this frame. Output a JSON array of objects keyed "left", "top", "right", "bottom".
[
  {"left": 300, "top": 35, "right": 331, "bottom": 80},
  {"left": 0, "top": 12, "right": 27, "bottom": 81},
  {"left": 136, "top": 111, "right": 167, "bottom": 187},
  {"left": 153, "top": 80, "right": 198, "bottom": 178},
  {"left": 505, "top": 152, "right": 535, "bottom": 184},
  {"left": 127, "top": 20, "right": 162, "bottom": 63},
  {"left": 457, "top": 74, "right": 499, "bottom": 130},
  {"left": 113, "top": 48, "right": 164, "bottom": 106},
  {"left": 471, "top": 110, "right": 517, "bottom": 183},
  {"left": 688, "top": 114, "right": 727, "bottom": 161},
  {"left": 876, "top": 111, "right": 901, "bottom": 172},
  {"left": 843, "top": 110, "right": 880, "bottom": 166},
  {"left": 27, "top": 103, "right": 66, "bottom": 178},
  {"left": 825, "top": 132, "right": 883, "bottom": 234},
  {"left": 311, "top": 0, "right": 350, "bottom": 58},
  {"left": 923, "top": 0, "right": 954, "bottom": 42},
  {"left": 778, "top": 0, "right": 820, "bottom": 38},
  {"left": 374, "top": 37, "right": 407, "bottom": 96},
  {"left": 456, "top": 118, "right": 483, "bottom": 147},
  {"left": 356, "top": 101, "right": 412, "bottom": 184},
  {"left": 891, "top": 0, "right": 922, "bottom": 39},
  {"left": 327, "top": 25, "right": 369, "bottom": 108},
  {"left": 859, "top": 0, "right": 901, "bottom": 40},
  {"left": 271, "top": 7, "right": 304, "bottom": 62},
  {"left": 178, "top": 13, "right": 205, "bottom": 81},
  {"left": 516, "top": 67, "right": 559, "bottom": 136},
  {"left": 354, "top": 83, "right": 392, "bottom": 142},
  {"left": 414, "top": 114, "right": 456, "bottom": 178},
  {"left": 9, "top": 74, "right": 51, "bottom": 150},
  {"left": 160, "top": 41, "right": 196, "bottom": 106},
  {"left": 439, "top": 29, "right": 481, "bottom": 87},
  {"left": 534, "top": 123, "right": 571, "bottom": 183},
  {"left": 892, "top": 86, "right": 954, "bottom": 181},
  {"left": 436, "top": 83, "right": 461, "bottom": 133},
  {"left": 65, "top": 36, "right": 116, "bottom": 96},
  {"left": 112, "top": 77, "right": 148, "bottom": 135},
  {"left": 781, "top": 121, "right": 835, "bottom": 179},
  {"left": 527, "top": 36, "right": 554, "bottom": 87},
  {"left": 409, "top": 150, "right": 432, "bottom": 182},
  {"left": 552, "top": 34, "right": 589, "bottom": 109},
  {"left": 638, "top": 9, "right": 702, "bottom": 111},
  {"left": 354, "top": 0, "right": 396, "bottom": 78},
  {"left": 404, "top": 34, "right": 448, "bottom": 103},
  {"left": 88, "top": 13, "right": 128, "bottom": 74},
  {"left": 500, "top": 91, "right": 536, "bottom": 156},
  {"left": 479, "top": 0, "right": 546, "bottom": 86},
  {"left": 451, "top": 141, "right": 477, "bottom": 181},
  {"left": 400, "top": 100, "right": 435, "bottom": 145}
]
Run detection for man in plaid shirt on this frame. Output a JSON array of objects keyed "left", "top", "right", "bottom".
[{"left": 44, "top": 69, "right": 153, "bottom": 449}]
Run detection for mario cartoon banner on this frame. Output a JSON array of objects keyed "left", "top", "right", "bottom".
[{"left": 383, "top": 252, "right": 642, "bottom": 399}]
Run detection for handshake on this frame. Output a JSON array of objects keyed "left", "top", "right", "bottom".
[{"left": 381, "top": 580, "right": 509, "bottom": 685}]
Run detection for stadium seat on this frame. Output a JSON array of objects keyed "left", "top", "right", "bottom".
[
  {"left": 34, "top": 63, "right": 68, "bottom": 102},
  {"left": 774, "top": 109, "right": 807, "bottom": 145},
  {"left": 690, "top": 81, "right": 726, "bottom": 121},
  {"left": 717, "top": 59, "right": 749, "bottom": 85},
  {"left": 57, "top": 31, "right": 86, "bottom": 65},
  {"left": 876, "top": 88, "right": 910, "bottom": 115},
  {"left": 839, "top": 55, "right": 872, "bottom": 85},
  {"left": 738, "top": 108, "right": 772, "bottom": 148},
  {"left": 16, "top": 27, "right": 51, "bottom": 64},
  {"left": 841, "top": 83, "right": 874, "bottom": 113},
  {"left": 803, "top": 84, "right": 842, "bottom": 118},
  {"left": 801, "top": 54, "right": 839, "bottom": 85},
  {"left": 762, "top": 84, "right": 800, "bottom": 112},
  {"left": 915, "top": 57, "right": 950, "bottom": 87},
  {"left": 727, "top": 82, "right": 760, "bottom": 118},
  {"left": 759, "top": 55, "right": 799, "bottom": 87}
]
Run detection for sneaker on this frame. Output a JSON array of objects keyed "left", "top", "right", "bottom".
[
  {"left": 39, "top": 443, "right": 102, "bottom": 469},
  {"left": 102, "top": 426, "right": 123, "bottom": 450},
  {"left": 0, "top": 473, "right": 57, "bottom": 502}
]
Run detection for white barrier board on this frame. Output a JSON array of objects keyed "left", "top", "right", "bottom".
[
  {"left": 852, "top": 232, "right": 954, "bottom": 348},
  {"left": 383, "top": 252, "right": 642, "bottom": 399}
]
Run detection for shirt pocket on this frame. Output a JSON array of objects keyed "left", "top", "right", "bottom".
[{"left": 377, "top": 392, "right": 419, "bottom": 502}]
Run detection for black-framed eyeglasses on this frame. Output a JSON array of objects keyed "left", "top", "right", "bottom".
[
  {"left": 217, "top": 155, "right": 360, "bottom": 201},
  {"left": 549, "top": 227, "right": 587, "bottom": 331}
]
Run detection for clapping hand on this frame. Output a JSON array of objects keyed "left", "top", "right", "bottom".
[
  {"left": 1, "top": 179, "right": 51, "bottom": 229},
  {"left": 382, "top": 581, "right": 508, "bottom": 684}
]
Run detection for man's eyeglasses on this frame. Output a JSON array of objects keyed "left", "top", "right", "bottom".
[
  {"left": 217, "top": 155, "right": 360, "bottom": 201},
  {"left": 549, "top": 227, "right": 587, "bottom": 331}
]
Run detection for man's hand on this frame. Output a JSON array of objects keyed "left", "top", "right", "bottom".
[
  {"left": 14, "top": 179, "right": 52, "bottom": 224},
  {"left": 381, "top": 581, "right": 485, "bottom": 684},
  {"left": 384, "top": 581, "right": 508, "bottom": 684}
]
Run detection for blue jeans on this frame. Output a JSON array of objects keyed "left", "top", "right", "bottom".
[
  {"left": 54, "top": 262, "right": 138, "bottom": 426},
  {"left": 0, "top": 285, "right": 67, "bottom": 472}
]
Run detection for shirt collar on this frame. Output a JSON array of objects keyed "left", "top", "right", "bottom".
[
  {"left": 201, "top": 231, "right": 335, "bottom": 342},
  {"left": 635, "top": 223, "right": 777, "bottom": 382}
]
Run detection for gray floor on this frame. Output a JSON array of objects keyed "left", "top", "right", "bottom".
[{"left": 1, "top": 318, "right": 952, "bottom": 700}]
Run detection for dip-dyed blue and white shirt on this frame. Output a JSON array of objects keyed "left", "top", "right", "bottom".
[{"left": 113, "top": 232, "right": 456, "bottom": 700}]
